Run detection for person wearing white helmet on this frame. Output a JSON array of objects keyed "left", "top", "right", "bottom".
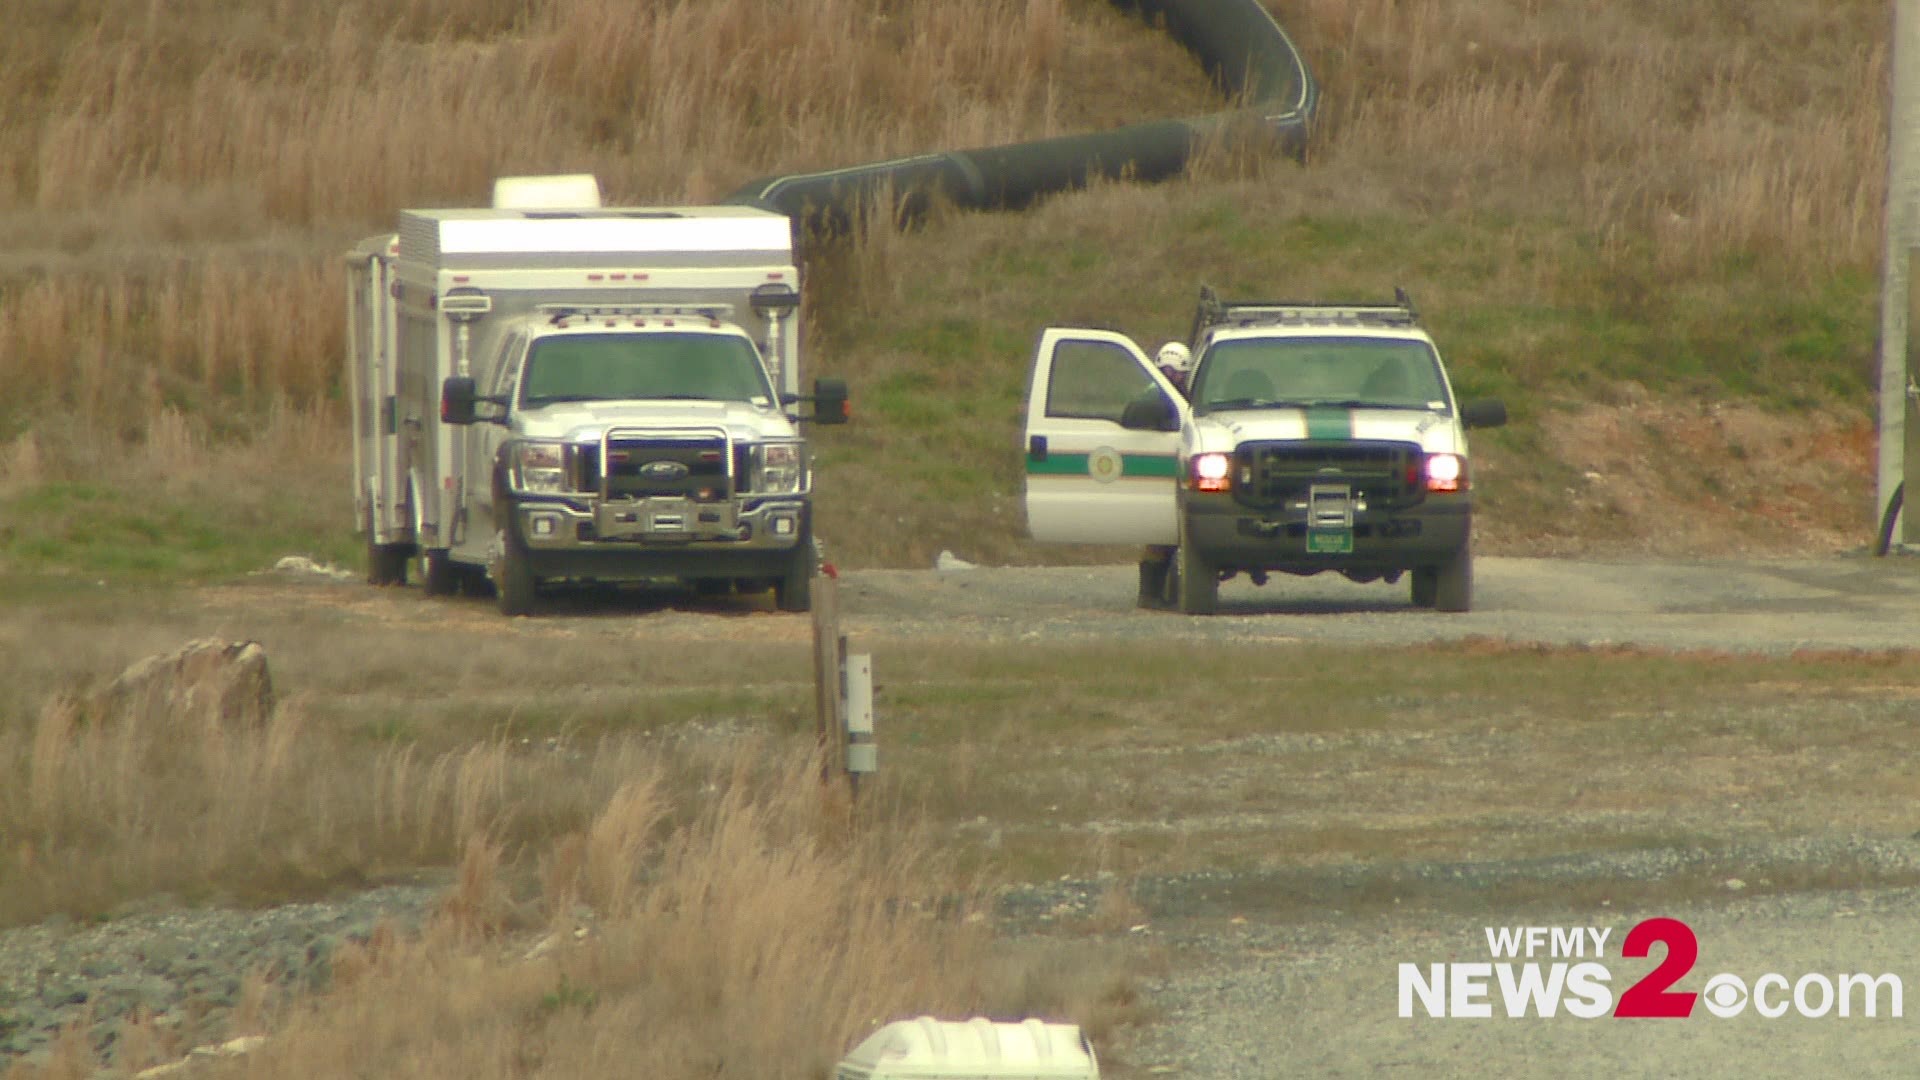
[
  {"left": 1155, "top": 341, "right": 1193, "bottom": 395},
  {"left": 1134, "top": 341, "right": 1194, "bottom": 609}
]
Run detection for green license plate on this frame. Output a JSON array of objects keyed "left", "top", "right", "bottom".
[{"left": 1307, "top": 528, "right": 1354, "bottom": 554}]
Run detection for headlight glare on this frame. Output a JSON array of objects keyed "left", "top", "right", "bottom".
[
  {"left": 1425, "top": 453, "right": 1465, "bottom": 493},
  {"left": 1191, "top": 452, "right": 1231, "bottom": 492}
]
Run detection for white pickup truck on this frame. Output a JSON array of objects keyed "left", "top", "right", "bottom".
[{"left": 1022, "top": 287, "right": 1506, "bottom": 613}]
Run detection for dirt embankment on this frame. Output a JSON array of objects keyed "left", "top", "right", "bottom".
[{"left": 1481, "top": 392, "right": 1877, "bottom": 559}]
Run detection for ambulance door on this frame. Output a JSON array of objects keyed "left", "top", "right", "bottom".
[
  {"left": 462, "top": 329, "right": 527, "bottom": 551},
  {"left": 1022, "top": 328, "right": 1183, "bottom": 546}
]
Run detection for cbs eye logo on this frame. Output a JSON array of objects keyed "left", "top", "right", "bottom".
[{"left": 1702, "top": 974, "right": 1748, "bottom": 1018}]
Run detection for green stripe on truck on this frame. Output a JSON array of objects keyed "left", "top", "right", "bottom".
[
  {"left": 1025, "top": 453, "right": 1179, "bottom": 478},
  {"left": 1305, "top": 407, "right": 1353, "bottom": 441}
]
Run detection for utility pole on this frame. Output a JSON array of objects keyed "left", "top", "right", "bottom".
[{"left": 1880, "top": 0, "right": 1919, "bottom": 548}]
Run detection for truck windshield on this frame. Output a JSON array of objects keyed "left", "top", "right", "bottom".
[
  {"left": 1190, "top": 337, "right": 1448, "bottom": 415},
  {"left": 519, "top": 332, "right": 774, "bottom": 407}
]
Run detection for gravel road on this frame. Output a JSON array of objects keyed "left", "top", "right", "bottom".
[
  {"left": 9, "top": 552, "right": 1920, "bottom": 1075},
  {"left": 863, "top": 553, "right": 1920, "bottom": 1078},
  {"left": 834, "top": 552, "right": 1920, "bottom": 654}
]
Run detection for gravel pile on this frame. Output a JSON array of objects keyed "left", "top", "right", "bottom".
[{"left": 0, "top": 885, "right": 440, "bottom": 1069}]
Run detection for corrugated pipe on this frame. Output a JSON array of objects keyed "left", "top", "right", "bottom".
[{"left": 722, "top": 0, "right": 1318, "bottom": 235}]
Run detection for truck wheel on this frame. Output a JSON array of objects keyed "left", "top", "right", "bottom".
[
  {"left": 365, "top": 508, "right": 409, "bottom": 586},
  {"left": 1137, "top": 552, "right": 1172, "bottom": 610},
  {"left": 1175, "top": 520, "right": 1217, "bottom": 616},
  {"left": 423, "top": 549, "right": 460, "bottom": 596},
  {"left": 774, "top": 539, "right": 815, "bottom": 613},
  {"left": 1410, "top": 568, "right": 1438, "bottom": 608},
  {"left": 494, "top": 528, "right": 538, "bottom": 617},
  {"left": 1433, "top": 541, "right": 1473, "bottom": 613}
]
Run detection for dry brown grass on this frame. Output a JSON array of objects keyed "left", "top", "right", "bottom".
[
  {"left": 0, "top": 0, "right": 1132, "bottom": 225},
  {"left": 0, "top": 593, "right": 1152, "bottom": 1073},
  {"left": 1290, "top": 0, "right": 1884, "bottom": 277},
  {"left": 4, "top": 684, "right": 573, "bottom": 923},
  {"left": 5, "top": 697, "right": 1132, "bottom": 1077},
  {"left": 0, "top": 256, "right": 341, "bottom": 437},
  {"left": 0, "top": 0, "right": 1211, "bottom": 484},
  {"left": 0, "top": 609, "right": 908, "bottom": 929}
]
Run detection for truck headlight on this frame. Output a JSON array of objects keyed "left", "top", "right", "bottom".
[
  {"left": 750, "top": 441, "right": 806, "bottom": 495},
  {"left": 512, "top": 441, "right": 569, "bottom": 494},
  {"left": 1191, "top": 452, "right": 1232, "bottom": 493},
  {"left": 1424, "top": 453, "right": 1465, "bottom": 493}
]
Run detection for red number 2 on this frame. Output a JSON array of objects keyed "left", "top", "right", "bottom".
[{"left": 1614, "top": 917, "right": 1698, "bottom": 1018}]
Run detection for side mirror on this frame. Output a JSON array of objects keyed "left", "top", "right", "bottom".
[
  {"left": 1120, "top": 391, "right": 1180, "bottom": 432},
  {"left": 1460, "top": 398, "right": 1508, "bottom": 430},
  {"left": 794, "top": 377, "right": 850, "bottom": 425},
  {"left": 441, "top": 376, "right": 478, "bottom": 426}
]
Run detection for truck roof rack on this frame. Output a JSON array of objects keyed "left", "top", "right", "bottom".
[
  {"left": 1189, "top": 284, "right": 1420, "bottom": 341},
  {"left": 537, "top": 302, "right": 736, "bottom": 324}
]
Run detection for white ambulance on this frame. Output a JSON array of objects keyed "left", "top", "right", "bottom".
[{"left": 346, "top": 176, "right": 847, "bottom": 615}]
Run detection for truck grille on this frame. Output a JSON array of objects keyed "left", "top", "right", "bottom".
[
  {"left": 1235, "top": 440, "right": 1424, "bottom": 510},
  {"left": 587, "top": 433, "right": 733, "bottom": 500}
]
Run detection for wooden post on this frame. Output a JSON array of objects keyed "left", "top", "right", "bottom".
[{"left": 810, "top": 572, "right": 845, "bottom": 777}]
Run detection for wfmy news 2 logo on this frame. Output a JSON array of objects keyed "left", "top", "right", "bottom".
[{"left": 1399, "top": 918, "right": 1903, "bottom": 1020}]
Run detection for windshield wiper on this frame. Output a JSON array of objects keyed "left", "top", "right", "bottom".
[{"left": 522, "top": 394, "right": 602, "bottom": 406}]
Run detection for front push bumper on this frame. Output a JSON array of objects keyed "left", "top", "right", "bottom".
[
  {"left": 511, "top": 496, "right": 809, "bottom": 580},
  {"left": 1183, "top": 489, "right": 1470, "bottom": 575}
]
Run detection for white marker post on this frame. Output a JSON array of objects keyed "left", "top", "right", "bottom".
[{"left": 845, "top": 651, "right": 876, "bottom": 796}]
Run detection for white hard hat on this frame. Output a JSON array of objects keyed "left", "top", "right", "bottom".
[{"left": 1156, "top": 341, "right": 1192, "bottom": 372}]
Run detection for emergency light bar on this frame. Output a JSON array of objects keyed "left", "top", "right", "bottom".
[
  {"left": 537, "top": 302, "right": 736, "bottom": 322},
  {"left": 1192, "top": 283, "right": 1421, "bottom": 337}
]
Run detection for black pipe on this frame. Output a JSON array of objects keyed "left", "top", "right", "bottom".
[{"left": 723, "top": 0, "right": 1317, "bottom": 236}]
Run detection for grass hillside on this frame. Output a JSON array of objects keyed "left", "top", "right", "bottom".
[{"left": 0, "top": 0, "right": 1889, "bottom": 580}]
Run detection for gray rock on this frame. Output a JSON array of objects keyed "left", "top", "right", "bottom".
[{"left": 82, "top": 638, "right": 274, "bottom": 729}]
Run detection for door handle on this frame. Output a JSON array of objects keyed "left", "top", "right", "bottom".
[{"left": 1028, "top": 435, "right": 1048, "bottom": 461}]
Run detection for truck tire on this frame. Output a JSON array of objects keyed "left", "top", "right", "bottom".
[
  {"left": 774, "top": 538, "right": 815, "bottom": 613},
  {"left": 1433, "top": 541, "right": 1473, "bottom": 613},
  {"left": 1410, "top": 567, "right": 1438, "bottom": 608},
  {"left": 423, "top": 549, "right": 460, "bottom": 596},
  {"left": 494, "top": 527, "right": 538, "bottom": 617},
  {"left": 1137, "top": 553, "right": 1172, "bottom": 610},
  {"left": 1175, "top": 520, "right": 1217, "bottom": 616},
  {"left": 365, "top": 507, "right": 409, "bottom": 586}
]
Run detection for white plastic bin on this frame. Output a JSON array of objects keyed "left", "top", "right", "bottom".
[{"left": 835, "top": 1017, "right": 1098, "bottom": 1080}]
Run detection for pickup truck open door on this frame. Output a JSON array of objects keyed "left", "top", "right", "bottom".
[{"left": 1022, "top": 328, "right": 1183, "bottom": 546}]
